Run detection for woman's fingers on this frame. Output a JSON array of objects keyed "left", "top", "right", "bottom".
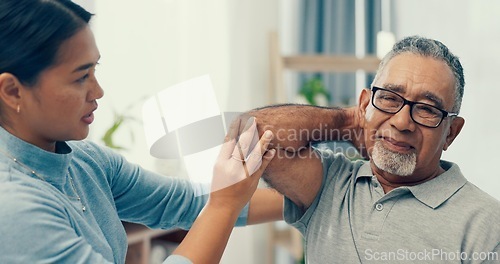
[
  {"left": 230, "top": 117, "right": 259, "bottom": 162},
  {"left": 211, "top": 127, "right": 274, "bottom": 193},
  {"left": 250, "top": 148, "right": 276, "bottom": 179},
  {"left": 243, "top": 130, "right": 274, "bottom": 176},
  {"left": 218, "top": 118, "right": 240, "bottom": 159}
]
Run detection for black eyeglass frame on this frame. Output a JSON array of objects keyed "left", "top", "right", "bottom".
[{"left": 370, "top": 86, "right": 459, "bottom": 128}]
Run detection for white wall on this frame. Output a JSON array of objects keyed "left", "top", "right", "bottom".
[
  {"left": 85, "top": 1, "right": 279, "bottom": 263},
  {"left": 89, "top": 0, "right": 278, "bottom": 171},
  {"left": 393, "top": 0, "right": 500, "bottom": 200}
]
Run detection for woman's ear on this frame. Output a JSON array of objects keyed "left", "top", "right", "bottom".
[
  {"left": 443, "top": 117, "right": 465, "bottom": 151},
  {"left": 0, "top": 73, "right": 23, "bottom": 112}
]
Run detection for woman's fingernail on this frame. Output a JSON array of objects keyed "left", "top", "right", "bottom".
[
  {"left": 264, "top": 130, "right": 273, "bottom": 139},
  {"left": 244, "top": 117, "right": 255, "bottom": 131}
]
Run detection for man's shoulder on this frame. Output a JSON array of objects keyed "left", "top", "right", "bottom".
[
  {"left": 453, "top": 182, "right": 500, "bottom": 253},
  {"left": 447, "top": 181, "right": 500, "bottom": 236},
  {"left": 440, "top": 160, "right": 499, "bottom": 212},
  {"left": 460, "top": 181, "right": 500, "bottom": 210}
]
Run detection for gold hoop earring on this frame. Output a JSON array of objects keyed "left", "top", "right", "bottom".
[{"left": 16, "top": 105, "right": 20, "bottom": 113}]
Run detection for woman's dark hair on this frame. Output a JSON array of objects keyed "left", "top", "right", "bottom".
[{"left": 0, "top": 0, "right": 93, "bottom": 86}]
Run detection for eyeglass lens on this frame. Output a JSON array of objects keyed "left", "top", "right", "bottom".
[{"left": 372, "top": 88, "right": 444, "bottom": 127}]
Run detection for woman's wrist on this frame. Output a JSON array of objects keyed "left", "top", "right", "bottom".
[{"left": 205, "top": 199, "right": 241, "bottom": 220}]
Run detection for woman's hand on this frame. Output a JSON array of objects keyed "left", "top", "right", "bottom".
[
  {"left": 168, "top": 117, "right": 275, "bottom": 264},
  {"left": 209, "top": 117, "right": 275, "bottom": 211}
]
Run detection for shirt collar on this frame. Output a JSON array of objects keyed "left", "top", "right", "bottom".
[
  {"left": 356, "top": 161, "right": 374, "bottom": 179},
  {"left": 355, "top": 160, "right": 467, "bottom": 209},
  {"left": 407, "top": 161, "right": 467, "bottom": 209},
  {"left": 0, "top": 126, "right": 73, "bottom": 186}
]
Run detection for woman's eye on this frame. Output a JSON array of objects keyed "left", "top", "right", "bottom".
[
  {"left": 76, "top": 74, "right": 90, "bottom": 83},
  {"left": 75, "top": 64, "right": 98, "bottom": 84}
]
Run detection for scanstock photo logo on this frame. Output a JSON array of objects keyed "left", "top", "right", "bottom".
[{"left": 142, "top": 75, "right": 257, "bottom": 196}]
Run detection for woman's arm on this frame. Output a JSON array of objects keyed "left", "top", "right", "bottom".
[
  {"left": 167, "top": 118, "right": 276, "bottom": 263},
  {"left": 247, "top": 188, "right": 283, "bottom": 225}
]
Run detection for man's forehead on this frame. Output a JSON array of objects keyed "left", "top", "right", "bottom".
[{"left": 376, "top": 54, "right": 456, "bottom": 105}]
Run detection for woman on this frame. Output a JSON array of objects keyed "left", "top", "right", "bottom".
[{"left": 0, "top": 0, "right": 279, "bottom": 263}]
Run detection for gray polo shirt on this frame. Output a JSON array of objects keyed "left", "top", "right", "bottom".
[{"left": 284, "top": 149, "right": 500, "bottom": 263}]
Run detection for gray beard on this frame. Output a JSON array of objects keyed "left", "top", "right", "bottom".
[{"left": 371, "top": 140, "right": 417, "bottom": 176}]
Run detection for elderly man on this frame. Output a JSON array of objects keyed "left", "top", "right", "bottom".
[{"left": 248, "top": 36, "right": 499, "bottom": 263}]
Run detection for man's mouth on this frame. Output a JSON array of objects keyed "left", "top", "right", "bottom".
[{"left": 380, "top": 137, "right": 415, "bottom": 153}]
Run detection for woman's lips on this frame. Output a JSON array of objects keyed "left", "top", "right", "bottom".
[{"left": 82, "top": 111, "right": 95, "bottom": 125}]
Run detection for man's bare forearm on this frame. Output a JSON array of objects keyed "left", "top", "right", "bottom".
[
  {"left": 247, "top": 104, "right": 360, "bottom": 151},
  {"left": 240, "top": 104, "right": 364, "bottom": 209}
]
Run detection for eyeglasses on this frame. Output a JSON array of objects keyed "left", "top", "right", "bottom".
[{"left": 370, "top": 86, "right": 458, "bottom": 128}]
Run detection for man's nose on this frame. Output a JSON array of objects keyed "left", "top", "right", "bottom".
[{"left": 389, "top": 104, "right": 416, "bottom": 132}]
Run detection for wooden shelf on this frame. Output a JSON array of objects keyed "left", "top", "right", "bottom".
[
  {"left": 123, "top": 222, "right": 187, "bottom": 264},
  {"left": 282, "top": 55, "right": 380, "bottom": 73},
  {"left": 268, "top": 31, "right": 381, "bottom": 104}
]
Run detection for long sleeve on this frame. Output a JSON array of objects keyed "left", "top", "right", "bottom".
[
  {"left": 72, "top": 141, "right": 248, "bottom": 230},
  {"left": 162, "top": 255, "right": 193, "bottom": 264}
]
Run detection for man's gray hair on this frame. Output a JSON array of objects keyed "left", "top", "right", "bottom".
[{"left": 372, "top": 36, "right": 465, "bottom": 113}]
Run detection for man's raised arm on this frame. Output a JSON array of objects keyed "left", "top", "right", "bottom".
[{"left": 241, "top": 104, "right": 363, "bottom": 211}]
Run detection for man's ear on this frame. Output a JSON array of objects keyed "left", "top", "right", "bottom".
[
  {"left": 358, "top": 88, "right": 371, "bottom": 127},
  {"left": 0, "top": 73, "right": 23, "bottom": 111},
  {"left": 443, "top": 117, "right": 465, "bottom": 151}
]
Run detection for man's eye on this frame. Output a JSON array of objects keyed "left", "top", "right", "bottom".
[
  {"left": 416, "top": 105, "right": 441, "bottom": 117},
  {"left": 379, "top": 95, "right": 399, "bottom": 102}
]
